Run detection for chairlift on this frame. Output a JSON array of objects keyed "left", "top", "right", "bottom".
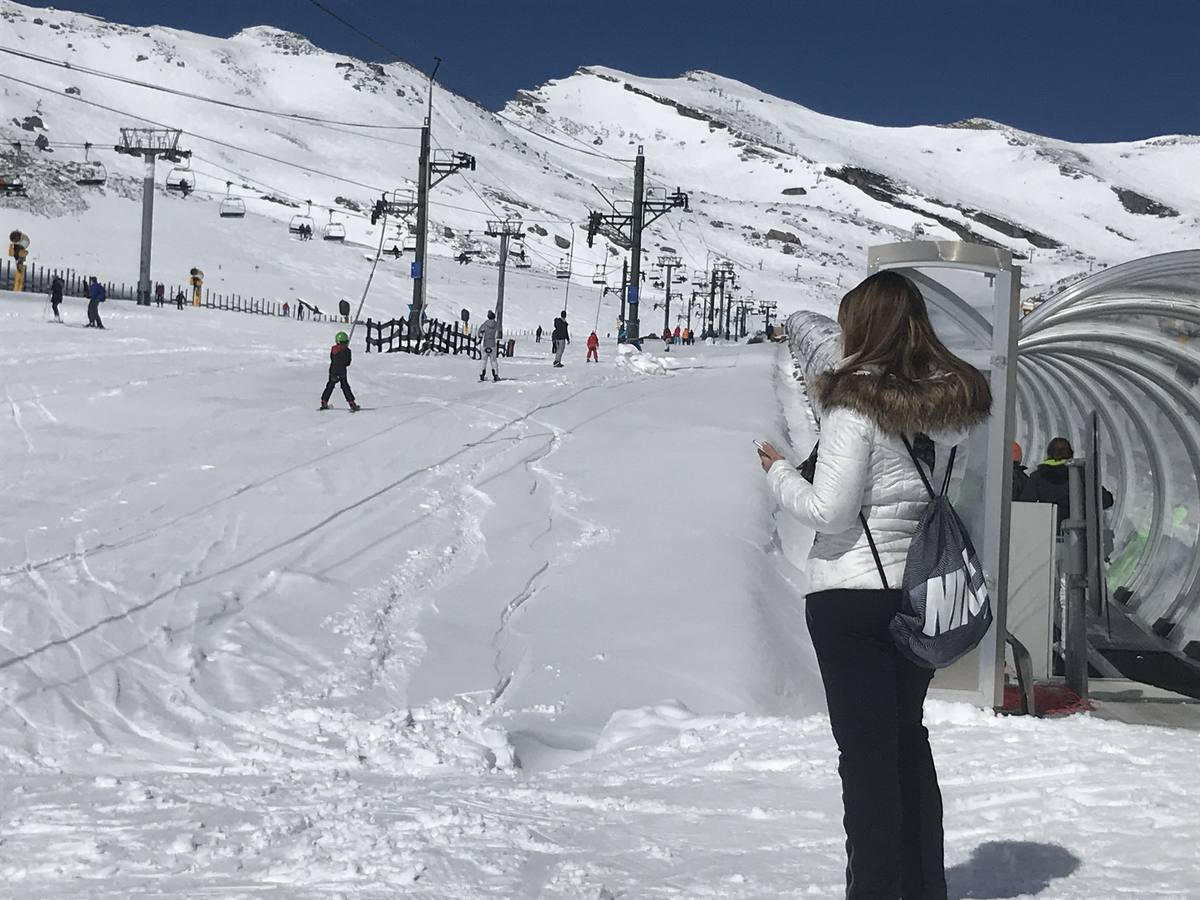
[
  {"left": 0, "top": 173, "right": 27, "bottom": 197},
  {"left": 288, "top": 200, "right": 315, "bottom": 236},
  {"left": 592, "top": 264, "right": 607, "bottom": 285},
  {"left": 75, "top": 142, "right": 108, "bottom": 187},
  {"left": 674, "top": 271, "right": 688, "bottom": 284},
  {"left": 323, "top": 210, "right": 346, "bottom": 242},
  {"left": 164, "top": 160, "right": 196, "bottom": 195},
  {"left": 218, "top": 181, "right": 246, "bottom": 218},
  {"left": 652, "top": 278, "right": 665, "bottom": 290},
  {"left": 513, "top": 254, "right": 531, "bottom": 269},
  {"left": 556, "top": 257, "right": 571, "bottom": 280},
  {"left": 402, "top": 236, "right": 417, "bottom": 253}
]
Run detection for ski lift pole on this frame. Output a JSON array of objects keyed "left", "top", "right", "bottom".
[{"left": 562, "top": 230, "right": 575, "bottom": 313}]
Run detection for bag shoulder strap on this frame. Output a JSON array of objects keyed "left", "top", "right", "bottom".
[
  {"left": 859, "top": 512, "right": 890, "bottom": 591},
  {"left": 900, "top": 433, "right": 957, "bottom": 499}
]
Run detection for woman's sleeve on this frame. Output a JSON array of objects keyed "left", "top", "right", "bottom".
[{"left": 766, "top": 408, "right": 874, "bottom": 532}]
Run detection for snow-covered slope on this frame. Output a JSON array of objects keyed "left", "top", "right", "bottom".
[{"left": 2, "top": 0, "right": 1198, "bottom": 332}]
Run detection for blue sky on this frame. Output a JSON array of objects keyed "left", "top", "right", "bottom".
[{"left": 32, "top": 0, "right": 1200, "bottom": 142}]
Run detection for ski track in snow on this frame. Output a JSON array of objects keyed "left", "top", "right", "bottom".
[{"left": 0, "top": 296, "right": 1199, "bottom": 897}]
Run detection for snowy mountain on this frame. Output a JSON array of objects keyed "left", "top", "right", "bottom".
[{"left": 2, "top": 0, "right": 1198, "bottom": 330}]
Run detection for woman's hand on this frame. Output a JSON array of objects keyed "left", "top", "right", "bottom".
[{"left": 757, "top": 440, "right": 784, "bottom": 472}]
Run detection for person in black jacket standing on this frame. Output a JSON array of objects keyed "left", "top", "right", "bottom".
[
  {"left": 49, "top": 275, "right": 63, "bottom": 321},
  {"left": 320, "top": 331, "right": 359, "bottom": 411},
  {"left": 552, "top": 311, "right": 569, "bottom": 367},
  {"left": 1019, "top": 437, "right": 1113, "bottom": 527}
]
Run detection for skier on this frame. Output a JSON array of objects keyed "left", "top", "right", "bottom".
[
  {"left": 175, "top": 289, "right": 186, "bottom": 310},
  {"left": 320, "top": 331, "right": 359, "bottom": 411},
  {"left": 49, "top": 274, "right": 63, "bottom": 321},
  {"left": 154, "top": 283, "right": 165, "bottom": 307},
  {"left": 478, "top": 310, "right": 501, "bottom": 382},
  {"left": 86, "top": 277, "right": 106, "bottom": 329},
  {"left": 535, "top": 325, "right": 543, "bottom": 343},
  {"left": 552, "top": 311, "right": 570, "bottom": 367},
  {"left": 662, "top": 326, "right": 672, "bottom": 351},
  {"left": 586, "top": 331, "right": 599, "bottom": 363}
]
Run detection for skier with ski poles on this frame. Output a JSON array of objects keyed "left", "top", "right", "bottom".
[
  {"left": 478, "top": 310, "right": 501, "bottom": 382},
  {"left": 319, "top": 331, "right": 359, "bottom": 411}
]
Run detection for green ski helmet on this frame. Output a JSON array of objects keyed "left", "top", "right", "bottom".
[{"left": 335, "top": 331, "right": 349, "bottom": 344}]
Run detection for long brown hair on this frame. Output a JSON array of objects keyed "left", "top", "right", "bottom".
[{"left": 835, "top": 270, "right": 990, "bottom": 407}]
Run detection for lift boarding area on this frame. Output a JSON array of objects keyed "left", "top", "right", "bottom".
[{"left": 786, "top": 243, "right": 1200, "bottom": 724}]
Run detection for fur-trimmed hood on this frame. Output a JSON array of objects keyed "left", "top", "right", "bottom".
[{"left": 814, "top": 369, "right": 991, "bottom": 436}]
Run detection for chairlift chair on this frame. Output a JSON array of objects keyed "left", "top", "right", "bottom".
[
  {"left": 556, "top": 257, "right": 571, "bottom": 280},
  {"left": 76, "top": 143, "right": 108, "bottom": 187},
  {"left": 0, "top": 174, "right": 26, "bottom": 197},
  {"left": 164, "top": 161, "right": 196, "bottom": 195},
  {"left": 323, "top": 210, "right": 346, "bottom": 242},
  {"left": 288, "top": 200, "right": 315, "bottom": 236},
  {"left": 591, "top": 264, "right": 607, "bottom": 285},
  {"left": 218, "top": 181, "right": 246, "bottom": 218},
  {"left": 402, "top": 236, "right": 418, "bottom": 253},
  {"left": 513, "top": 254, "right": 532, "bottom": 269},
  {"left": 674, "top": 271, "right": 688, "bottom": 284}
]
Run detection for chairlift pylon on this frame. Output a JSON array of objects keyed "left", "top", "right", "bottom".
[
  {"left": 219, "top": 180, "right": 246, "bottom": 218},
  {"left": 288, "top": 200, "right": 314, "bottom": 236},
  {"left": 323, "top": 209, "right": 346, "bottom": 242},
  {"left": 75, "top": 142, "right": 107, "bottom": 187}
]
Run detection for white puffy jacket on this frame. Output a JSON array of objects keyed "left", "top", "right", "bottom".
[{"left": 768, "top": 407, "right": 964, "bottom": 594}]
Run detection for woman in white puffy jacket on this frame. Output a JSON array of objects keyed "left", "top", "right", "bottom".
[{"left": 758, "top": 271, "right": 990, "bottom": 900}]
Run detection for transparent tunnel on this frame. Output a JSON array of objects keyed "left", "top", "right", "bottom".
[{"left": 786, "top": 247, "right": 1200, "bottom": 689}]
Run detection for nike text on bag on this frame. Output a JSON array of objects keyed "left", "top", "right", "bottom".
[{"left": 887, "top": 438, "right": 993, "bottom": 669}]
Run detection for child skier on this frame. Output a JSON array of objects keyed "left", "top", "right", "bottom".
[
  {"left": 320, "top": 331, "right": 359, "bottom": 411},
  {"left": 586, "top": 331, "right": 599, "bottom": 363}
]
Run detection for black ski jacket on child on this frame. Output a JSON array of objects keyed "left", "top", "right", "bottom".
[{"left": 329, "top": 343, "right": 352, "bottom": 376}]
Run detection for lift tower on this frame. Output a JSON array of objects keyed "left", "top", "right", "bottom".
[
  {"left": 115, "top": 128, "right": 189, "bottom": 305},
  {"left": 410, "top": 59, "right": 475, "bottom": 335},
  {"left": 657, "top": 254, "right": 681, "bottom": 333},
  {"left": 484, "top": 219, "right": 525, "bottom": 333},
  {"left": 585, "top": 147, "right": 688, "bottom": 343}
]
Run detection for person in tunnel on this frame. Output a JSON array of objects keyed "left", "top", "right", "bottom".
[
  {"left": 1011, "top": 441, "right": 1029, "bottom": 498},
  {"left": 1018, "top": 437, "right": 1114, "bottom": 527}
]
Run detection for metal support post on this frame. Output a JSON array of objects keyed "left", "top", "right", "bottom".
[
  {"left": 138, "top": 153, "right": 155, "bottom": 305},
  {"left": 411, "top": 123, "right": 431, "bottom": 334},
  {"left": 627, "top": 148, "right": 646, "bottom": 344},
  {"left": 1062, "top": 460, "right": 1090, "bottom": 701}
]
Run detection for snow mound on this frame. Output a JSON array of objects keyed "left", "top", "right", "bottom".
[{"left": 613, "top": 343, "right": 679, "bottom": 375}]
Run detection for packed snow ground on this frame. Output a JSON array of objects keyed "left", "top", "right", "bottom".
[{"left": 3, "top": 292, "right": 1200, "bottom": 898}]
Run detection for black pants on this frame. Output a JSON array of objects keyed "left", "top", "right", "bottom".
[
  {"left": 806, "top": 589, "right": 946, "bottom": 900},
  {"left": 321, "top": 373, "right": 355, "bottom": 405},
  {"left": 51, "top": 299, "right": 61, "bottom": 319},
  {"left": 87, "top": 299, "right": 103, "bottom": 328}
]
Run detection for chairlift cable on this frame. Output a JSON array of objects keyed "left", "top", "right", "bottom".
[
  {"left": 304, "top": 0, "right": 414, "bottom": 69},
  {"left": 0, "top": 46, "right": 421, "bottom": 131},
  {"left": 493, "top": 112, "right": 634, "bottom": 163}
]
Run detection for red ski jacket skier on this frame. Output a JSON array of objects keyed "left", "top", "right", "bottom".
[{"left": 586, "top": 331, "right": 599, "bottom": 363}]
